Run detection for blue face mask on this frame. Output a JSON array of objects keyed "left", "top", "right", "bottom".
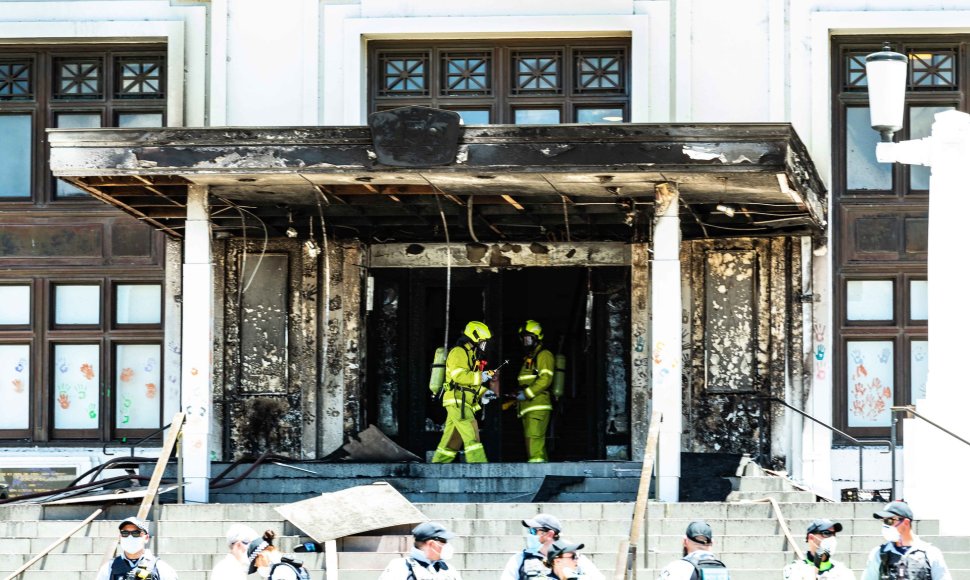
[{"left": 525, "top": 532, "right": 542, "bottom": 552}]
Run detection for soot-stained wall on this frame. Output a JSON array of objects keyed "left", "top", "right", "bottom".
[{"left": 683, "top": 237, "right": 798, "bottom": 464}]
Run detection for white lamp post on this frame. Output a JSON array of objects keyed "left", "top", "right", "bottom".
[{"left": 865, "top": 43, "right": 970, "bottom": 535}]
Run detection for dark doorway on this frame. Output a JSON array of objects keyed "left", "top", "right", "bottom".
[{"left": 366, "top": 267, "right": 630, "bottom": 461}]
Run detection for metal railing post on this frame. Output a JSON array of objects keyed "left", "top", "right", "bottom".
[
  {"left": 890, "top": 416, "right": 898, "bottom": 501},
  {"left": 762, "top": 396, "right": 892, "bottom": 495},
  {"left": 858, "top": 446, "right": 863, "bottom": 490}
]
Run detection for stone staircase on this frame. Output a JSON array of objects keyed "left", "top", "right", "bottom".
[{"left": 2, "top": 474, "right": 969, "bottom": 580}]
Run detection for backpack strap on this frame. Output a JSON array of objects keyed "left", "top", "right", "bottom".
[{"left": 404, "top": 558, "right": 419, "bottom": 580}]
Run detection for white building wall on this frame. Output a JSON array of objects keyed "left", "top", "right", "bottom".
[{"left": 4, "top": 0, "right": 970, "bottom": 519}]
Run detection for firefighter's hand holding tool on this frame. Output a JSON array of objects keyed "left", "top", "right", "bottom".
[
  {"left": 480, "top": 390, "right": 498, "bottom": 405},
  {"left": 481, "top": 370, "right": 494, "bottom": 383}
]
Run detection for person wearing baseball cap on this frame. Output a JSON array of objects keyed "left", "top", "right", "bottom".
[
  {"left": 210, "top": 523, "right": 258, "bottom": 580},
  {"left": 378, "top": 522, "right": 461, "bottom": 580},
  {"left": 861, "top": 501, "right": 951, "bottom": 580},
  {"left": 782, "top": 519, "right": 853, "bottom": 580},
  {"left": 542, "top": 540, "right": 586, "bottom": 580},
  {"left": 95, "top": 516, "right": 178, "bottom": 580},
  {"left": 657, "top": 521, "right": 728, "bottom": 580},
  {"left": 500, "top": 513, "right": 604, "bottom": 580}
]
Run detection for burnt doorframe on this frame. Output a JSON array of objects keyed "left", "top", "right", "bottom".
[{"left": 367, "top": 263, "right": 635, "bottom": 462}]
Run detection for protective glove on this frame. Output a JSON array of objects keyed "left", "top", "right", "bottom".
[
  {"left": 481, "top": 390, "right": 497, "bottom": 405},
  {"left": 516, "top": 391, "right": 527, "bottom": 401},
  {"left": 481, "top": 370, "right": 494, "bottom": 383}
]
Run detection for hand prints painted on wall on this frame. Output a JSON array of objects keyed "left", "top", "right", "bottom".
[{"left": 847, "top": 340, "right": 894, "bottom": 427}]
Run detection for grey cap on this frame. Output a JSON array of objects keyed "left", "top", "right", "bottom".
[
  {"left": 522, "top": 513, "right": 563, "bottom": 533},
  {"left": 874, "top": 500, "right": 914, "bottom": 521},
  {"left": 118, "top": 517, "right": 149, "bottom": 534},
  {"left": 685, "top": 520, "right": 713, "bottom": 544},
  {"left": 545, "top": 539, "right": 585, "bottom": 563},
  {"left": 412, "top": 521, "right": 456, "bottom": 541},
  {"left": 806, "top": 519, "right": 843, "bottom": 535}
]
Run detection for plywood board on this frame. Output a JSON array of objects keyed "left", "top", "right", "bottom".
[{"left": 275, "top": 483, "right": 426, "bottom": 542}]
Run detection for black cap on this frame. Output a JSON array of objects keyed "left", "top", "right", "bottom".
[
  {"left": 545, "top": 539, "right": 584, "bottom": 563},
  {"left": 412, "top": 522, "right": 456, "bottom": 541},
  {"left": 874, "top": 500, "right": 914, "bottom": 521},
  {"left": 119, "top": 517, "right": 149, "bottom": 534},
  {"left": 806, "top": 519, "right": 843, "bottom": 534},
  {"left": 522, "top": 513, "right": 563, "bottom": 533},
  {"left": 685, "top": 520, "right": 713, "bottom": 544}
]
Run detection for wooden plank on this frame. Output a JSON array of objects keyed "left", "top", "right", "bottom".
[
  {"left": 276, "top": 482, "right": 426, "bottom": 542},
  {"left": 3, "top": 509, "right": 104, "bottom": 580},
  {"left": 101, "top": 412, "right": 185, "bottom": 565},
  {"left": 43, "top": 485, "right": 181, "bottom": 506},
  {"left": 614, "top": 409, "right": 662, "bottom": 580}
]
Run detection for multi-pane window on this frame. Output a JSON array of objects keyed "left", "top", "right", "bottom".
[
  {"left": 369, "top": 40, "right": 630, "bottom": 124},
  {"left": 831, "top": 37, "right": 965, "bottom": 437},
  {"left": 0, "top": 46, "right": 166, "bottom": 202},
  {"left": 0, "top": 44, "right": 166, "bottom": 443},
  {"left": 0, "top": 280, "right": 164, "bottom": 440}
]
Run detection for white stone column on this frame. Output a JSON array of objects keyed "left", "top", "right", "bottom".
[
  {"left": 651, "top": 182, "right": 682, "bottom": 502},
  {"left": 879, "top": 110, "right": 970, "bottom": 534},
  {"left": 180, "top": 185, "right": 214, "bottom": 503}
]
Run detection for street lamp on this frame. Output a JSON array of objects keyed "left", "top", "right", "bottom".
[
  {"left": 864, "top": 41, "right": 970, "bottom": 535},
  {"left": 865, "top": 43, "right": 908, "bottom": 142}
]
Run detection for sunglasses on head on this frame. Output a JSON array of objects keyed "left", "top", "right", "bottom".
[
  {"left": 119, "top": 530, "right": 144, "bottom": 537},
  {"left": 817, "top": 530, "right": 837, "bottom": 538}
]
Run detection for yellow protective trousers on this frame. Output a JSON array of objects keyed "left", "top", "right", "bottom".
[
  {"left": 522, "top": 409, "right": 551, "bottom": 462},
  {"left": 432, "top": 405, "right": 488, "bottom": 463}
]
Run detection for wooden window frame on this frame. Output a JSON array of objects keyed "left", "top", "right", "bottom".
[
  {"left": 831, "top": 35, "right": 968, "bottom": 439},
  {"left": 369, "top": 39, "right": 631, "bottom": 123},
  {"left": 1, "top": 276, "right": 164, "bottom": 443},
  {"left": 0, "top": 45, "right": 166, "bottom": 206}
]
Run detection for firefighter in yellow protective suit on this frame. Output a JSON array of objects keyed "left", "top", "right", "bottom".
[
  {"left": 431, "top": 321, "right": 497, "bottom": 463},
  {"left": 514, "top": 320, "right": 555, "bottom": 463}
]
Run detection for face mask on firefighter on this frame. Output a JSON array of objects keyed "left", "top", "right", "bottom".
[
  {"left": 478, "top": 340, "right": 488, "bottom": 352},
  {"left": 521, "top": 334, "right": 536, "bottom": 348}
]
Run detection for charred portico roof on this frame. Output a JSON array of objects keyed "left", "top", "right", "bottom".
[{"left": 48, "top": 120, "right": 826, "bottom": 243}]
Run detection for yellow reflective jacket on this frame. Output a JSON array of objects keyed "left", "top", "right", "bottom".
[
  {"left": 517, "top": 347, "right": 554, "bottom": 417},
  {"left": 443, "top": 342, "right": 487, "bottom": 414}
]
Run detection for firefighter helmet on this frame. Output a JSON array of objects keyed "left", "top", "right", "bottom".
[
  {"left": 463, "top": 321, "right": 492, "bottom": 342},
  {"left": 518, "top": 319, "right": 544, "bottom": 341}
]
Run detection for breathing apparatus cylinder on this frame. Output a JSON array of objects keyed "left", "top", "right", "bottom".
[
  {"left": 429, "top": 347, "right": 447, "bottom": 395},
  {"left": 552, "top": 353, "right": 567, "bottom": 399}
]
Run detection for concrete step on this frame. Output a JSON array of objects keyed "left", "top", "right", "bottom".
[
  {"left": 725, "top": 490, "right": 818, "bottom": 503},
  {"left": 735, "top": 476, "right": 800, "bottom": 493}
]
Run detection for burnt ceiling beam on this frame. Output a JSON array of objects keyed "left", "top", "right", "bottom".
[{"left": 49, "top": 123, "right": 827, "bottom": 240}]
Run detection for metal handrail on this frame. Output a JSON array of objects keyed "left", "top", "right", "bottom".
[
  {"left": 892, "top": 404, "right": 970, "bottom": 447},
  {"left": 763, "top": 396, "right": 893, "bottom": 495},
  {"left": 102, "top": 421, "right": 173, "bottom": 457}
]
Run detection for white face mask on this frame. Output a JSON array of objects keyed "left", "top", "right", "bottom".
[
  {"left": 257, "top": 567, "right": 271, "bottom": 578},
  {"left": 120, "top": 535, "right": 145, "bottom": 555},
  {"left": 525, "top": 532, "right": 542, "bottom": 552},
  {"left": 882, "top": 524, "right": 902, "bottom": 543},
  {"left": 818, "top": 537, "right": 837, "bottom": 556},
  {"left": 439, "top": 543, "right": 455, "bottom": 561}
]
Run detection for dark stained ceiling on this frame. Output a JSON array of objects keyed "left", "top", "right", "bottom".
[{"left": 48, "top": 122, "right": 827, "bottom": 244}]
